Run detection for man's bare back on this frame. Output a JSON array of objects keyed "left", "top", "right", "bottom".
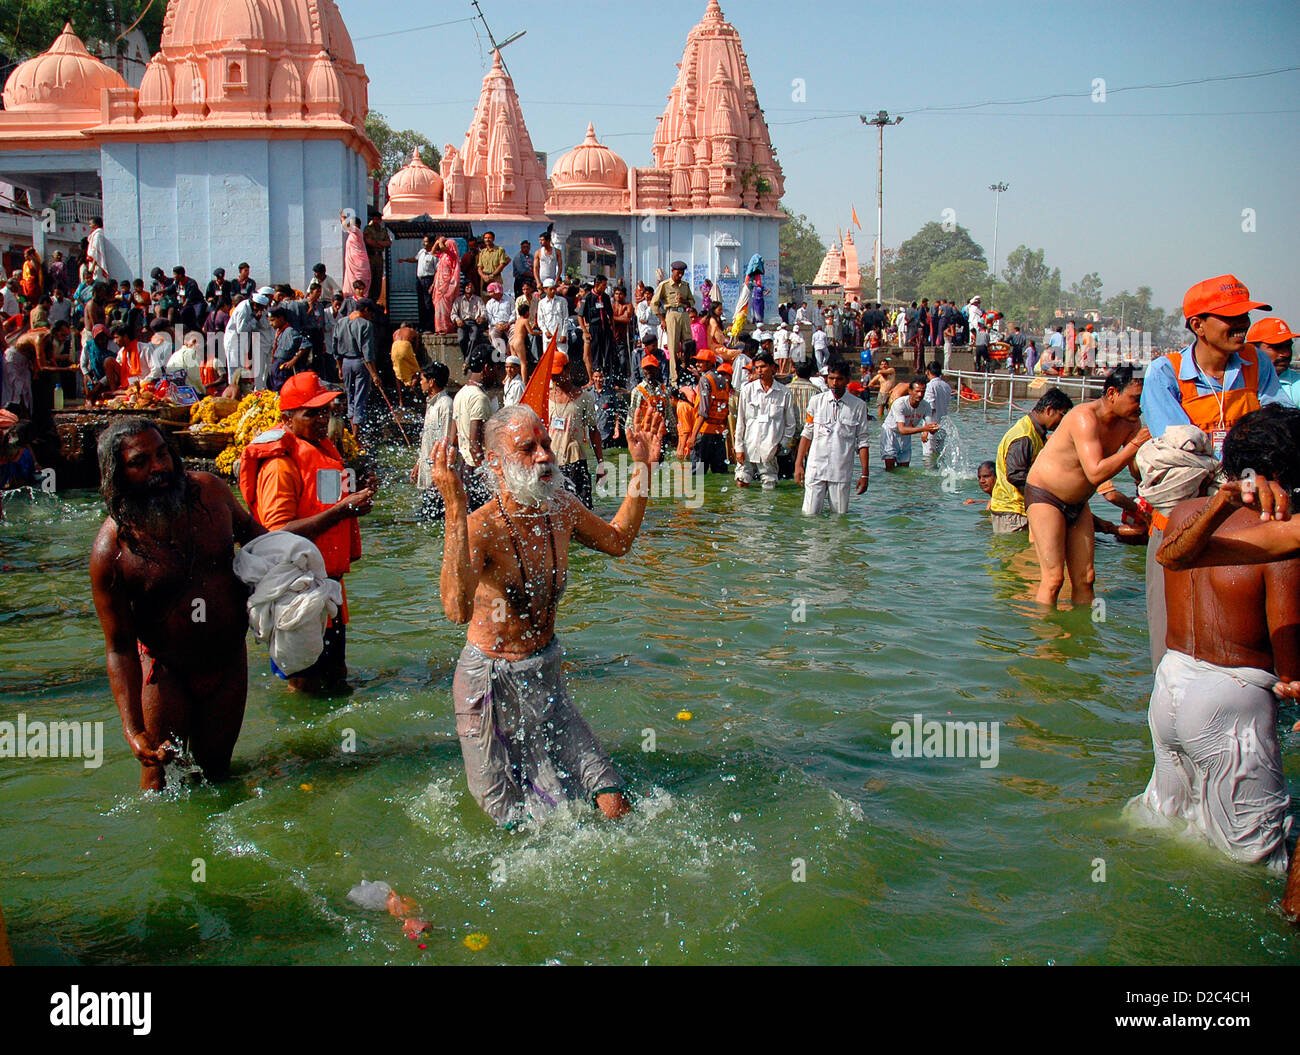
[{"left": 1164, "top": 498, "right": 1300, "bottom": 674}]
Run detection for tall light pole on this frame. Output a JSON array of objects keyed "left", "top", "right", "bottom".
[
  {"left": 988, "top": 181, "right": 1008, "bottom": 297},
  {"left": 861, "top": 110, "right": 903, "bottom": 305}
]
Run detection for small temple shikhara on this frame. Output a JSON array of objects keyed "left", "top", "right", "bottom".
[
  {"left": 0, "top": 0, "right": 784, "bottom": 317},
  {"left": 811, "top": 227, "right": 863, "bottom": 304}
]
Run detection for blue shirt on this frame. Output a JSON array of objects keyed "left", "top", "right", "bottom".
[
  {"left": 1276, "top": 367, "right": 1300, "bottom": 408},
  {"left": 1140, "top": 343, "right": 1283, "bottom": 438}
]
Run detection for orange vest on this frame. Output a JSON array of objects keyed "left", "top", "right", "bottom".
[
  {"left": 636, "top": 382, "right": 667, "bottom": 420},
  {"left": 238, "top": 428, "right": 361, "bottom": 579},
  {"left": 119, "top": 340, "right": 143, "bottom": 381},
  {"left": 700, "top": 373, "right": 730, "bottom": 434},
  {"left": 1165, "top": 348, "right": 1260, "bottom": 435}
]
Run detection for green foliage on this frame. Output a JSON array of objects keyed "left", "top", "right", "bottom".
[
  {"left": 994, "top": 244, "right": 1061, "bottom": 326},
  {"left": 365, "top": 111, "right": 442, "bottom": 187},
  {"left": 779, "top": 206, "right": 826, "bottom": 287},
  {"left": 889, "top": 221, "right": 987, "bottom": 302},
  {"left": 917, "top": 258, "right": 987, "bottom": 304},
  {"left": 0, "top": 1, "right": 163, "bottom": 63},
  {"left": 1102, "top": 285, "right": 1167, "bottom": 340},
  {"left": 1068, "top": 271, "right": 1104, "bottom": 308}
]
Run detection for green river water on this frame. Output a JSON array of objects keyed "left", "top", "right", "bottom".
[{"left": 2, "top": 406, "right": 1298, "bottom": 966}]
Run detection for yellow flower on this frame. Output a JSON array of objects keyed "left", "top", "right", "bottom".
[{"left": 463, "top": 933, "right": 490, "bottom": 952}]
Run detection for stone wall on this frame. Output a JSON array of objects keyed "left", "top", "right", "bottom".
[{"left": 100, "top": 137, "right": 367, "bottom": 288}]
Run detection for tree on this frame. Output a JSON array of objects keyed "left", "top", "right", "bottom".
[
  {"left": 997, "top": 245, "right": 1062, "bottom": 329},
  {"left": 858, "top": 248, "right": 897, "bottom": 300},
  {"left": 1103, "top": 285, "right": 1166, "bottom": 339},
  {"left": 917, "top": 258, "right": 987, "bottom": 304},
  {"left": 1068, "top": 271, "right": 1104, "bottom": 309},
  {"left": 779, "top": 206, "right": 827, "bottom": 288},
  {"left": 889, "top": 222, "right": 987, "bottom": 302},
  {"left": 0, "top": 2, "right": 163, "bottom": 67},
  {"left": 365, "top": 111, "right": 441, "bottom": 187}
]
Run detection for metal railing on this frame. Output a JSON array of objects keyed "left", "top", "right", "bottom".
[{"left": 52, "top": 195, "right": 103, "bottom": 227}]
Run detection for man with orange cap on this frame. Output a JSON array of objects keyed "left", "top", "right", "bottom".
[
  {"left": 686, "top": 347, "right": 731, "bottom": 474},
  {"left": 1246, "top": 316, "right": 1299, "bottom": 408},
  {"left": 1141, "top": 275, "right": 1285, "bottom": 451},
  {"left": 547, "top": 351, "right": 602, "bottom": 508},
  {"left": 239, "top": 372, "right": 377, "bottom": 692},
  {"left": 627, "top": 352, "right": 675, "bottom": 459}
]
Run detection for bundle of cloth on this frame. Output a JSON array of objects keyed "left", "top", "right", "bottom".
[
  {"left": 233, "top": 531, "right": 342, "bottom": 675},
  {"left": 1135, "top": 424, "right": 1224, "bottom": 516}
]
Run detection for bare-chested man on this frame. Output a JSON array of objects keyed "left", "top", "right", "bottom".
[
  {"left": 432, "top": 401, "right": 665, "bottom": 827},
  {"left": 1024, "top": 364, "right": 1151, "bottom": 606},
  {"left": 1129, "top": 405, "right": 1300, "bottom": 874},
  {"left": 90, "top": 419, "right": 263, "bottom": 789}
]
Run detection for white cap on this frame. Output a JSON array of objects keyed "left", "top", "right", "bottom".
[
  {"left": 251, "top": 293, "right": 270, "bottom": 306},
  {"left": 542, "top": 278, "right": 556, "bottom": 289},
  {"left": 257, "top": 286, "right": 276, "bottom": 298},
  {"left": 505, "top": 355, "right": 521, "bottom": 366},
  {"left": 751, "top": 328, "right": 766, "bottom": 342},
  {"left": 776, "top": 322, "right": 788, "bottom": 330}
]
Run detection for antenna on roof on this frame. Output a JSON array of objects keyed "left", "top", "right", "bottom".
[{"left": 470, "top": 1, "right": 526, "bottom": 77}]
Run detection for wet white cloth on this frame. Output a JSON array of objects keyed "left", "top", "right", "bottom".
[
  {"left": 801, "top": 389, "right": 872, "bottom": 484},
  {"left": 233, "top": 531, "right": 343, "bottom": 676},
  {"left": 1127, "top": 648, "right": 1290, "bottom": 872},
  {"left": 1135, "top": 424, "right": 1222, "bottom": 514}
]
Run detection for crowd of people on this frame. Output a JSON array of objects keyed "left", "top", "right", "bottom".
[{"left": 5, "top": 221, "right": 1296, "bottom": 918}]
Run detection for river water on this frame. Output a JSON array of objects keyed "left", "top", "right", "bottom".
[{"left": 2, "top": 404, "right": 1298, "bottom": 965}]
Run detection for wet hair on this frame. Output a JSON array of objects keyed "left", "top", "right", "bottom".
[
  {"left": 97, "top": 417, "right": 198, "bottom": 547},
  {"left": 484, "top": 404, "right": 541, "bottom": 456},
  {"left": 977, "top": 460, "right": 996, "bottom": 475},
  {"left": 420, "top": 361, "right": 449, "bottom": 387},
  {"left": 1102, "top": 364, "right": 1141, "bottom": 395},
  {"left": 466, "top": 346, "right": 493, "bottom": 373},
  {"left": 1033, "top": 388, "right": 1075, "bottom": 414},
  {"left": 1222, "top": 405, "right": 1300, "bottom": 494}
]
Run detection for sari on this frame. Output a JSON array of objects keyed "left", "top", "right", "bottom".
[
  {"left": 342, "top": 224, "right": 371, "bottom": 298},
  {"left": 433, "top": 242, "right": 460, "bottom": 334}
]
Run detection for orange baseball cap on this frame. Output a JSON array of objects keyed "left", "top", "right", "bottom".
[
  {"left": 1245, "top": 316, "right": 1297, "bottom": 345},
  {"left": 279, "top": 371, "right": 341, "bottom": 410},
  {"left": 693, "top": 349, "right": 716, "bottom": 363},
  {"left": 550, "top": 350, "right": 569, "bottom": 374},
  {"left": 1182, "top": 274, "right": 1270, "bottom": 319},
  {"left": 640, "top": 354, "right": 660, "bottom": 369},
  {"left": 717, "top": 361, "right": 733, "bottom": 374}
]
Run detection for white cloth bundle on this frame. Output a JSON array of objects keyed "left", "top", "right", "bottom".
[
  {"left": 233, "top": 531, "right": 342, "bottom": 675},
  {"left": 1136, "top": 425, "right": 1223, "bottom": 514}
]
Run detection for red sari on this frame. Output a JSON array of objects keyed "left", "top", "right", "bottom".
[{"left": 433, "top": 242, "right": 460, "bottom": 334}]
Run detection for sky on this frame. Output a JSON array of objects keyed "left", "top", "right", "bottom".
[{"left": 339, "top": 0, "right": 1300, "bottom": 322}]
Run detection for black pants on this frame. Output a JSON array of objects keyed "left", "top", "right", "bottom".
[
  {"left": 693, "top": 433, "right": 727, "bottom": 475},
  {"left": 416, "top": 278, "right": 433, "bottom": 331},
  {"left": 459, "top": 322, "right": 482, "bottom": 361},
  {"left": 560, "top": 461, "right": 593, "bottom": 508}
]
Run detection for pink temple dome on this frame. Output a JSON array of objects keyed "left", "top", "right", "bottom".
[
  {"left": 2, "top": 23, "right": 128, "bottom": 113},
  {"left": 384, "top": 148, "right": 444, "bottom": 219},
  {"left": 550, "top": 124, "right": 628, "bottom": 190}
]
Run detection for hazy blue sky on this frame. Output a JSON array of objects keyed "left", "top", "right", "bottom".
[{"left": 339, "top": 0, "right": 1300, "bottom": 321}]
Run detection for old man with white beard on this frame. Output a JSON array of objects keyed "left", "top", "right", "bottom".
[{"left": 431, "top": 400, "right": 665, "bottom": 827}]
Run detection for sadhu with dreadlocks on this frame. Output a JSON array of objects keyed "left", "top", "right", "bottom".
[{"left": 89, "top": 417, "right": 264, "bottom": 789}]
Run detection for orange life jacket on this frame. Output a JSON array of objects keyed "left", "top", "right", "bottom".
[
  {"left": 636, "top": 382, "right": 667, "bottom": 419},
  {"left": 700, "top": 373, "right": 730, "bottom": 434},
  {"left": 238, "top": 428, "right": 361, "bottom": 579},
  {"left": 119, "top": 340, "right": 142, "bottom": 381},
  {"left": 1165, "top": 348, "right": 1260, "bottom": 435}
]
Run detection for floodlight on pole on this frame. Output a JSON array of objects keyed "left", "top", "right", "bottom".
[
  {"left": 860, "top": 110, "right": 902, "bottom": 305},
  {"left": 989, "top": 181, "right": 1009, "bottom": 296}
]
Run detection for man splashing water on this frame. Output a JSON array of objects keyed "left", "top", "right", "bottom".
[{"left": 431, "top": 401, "right": 665, "bottom": 827}]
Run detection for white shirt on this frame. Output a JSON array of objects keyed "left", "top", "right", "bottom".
[
  {"left": 795, "top": 305, "right": 809, "bottom": 326},
  {"left": 789, "top": 331, "right": 807, "bottom": 364},
  {"left": 811, "top": 329, "right": 829, "bottom": 370},
  {"left": 415, "top": 248, "right": 437, "bottom": 278},
  {"left": 800, "top": 389, "right": 872, "bottom": 483},
  {"left": 485, "top": 296, "right": 516, "bottom": 330},
  {"left": 224, "top": 298, "right": 270, "bottom": 374},
  {"left": 536, "top": 248, "right": 560, "bottom": 284},
  {"left": 536, "top": 295, "right": 569, "bottom": 346},
  {"left": 417, "top": 391, "right": 454, "bottom": 489},
  {"left": 48, "top": 297, "right": 72, "bottom": 325},
  {"left": 2, "top": 287, "right": 19, "bottom": 315},
  {"left": 635, "top": 299, "right": 656, "bottom": 340},
  {"left": 966, "top": 304, "right": 984, "bottom": 333},
  {"left": 452, "top": 294, "right": 485, "bottom": 325},
  {"left": 923, "top": 377, "right": 952, "bottom": 423},
  {"left": 773, "top": 329, "right": 790, "bottom": 359},
  {"left": 884, "top": 395, "right": 932, "bottom": 436},
  {"left": 503, "top": 376, "right": 524, "bottom": 407},
  {"left": 736, "top": 377, "right": 796, "bottom": 460}
]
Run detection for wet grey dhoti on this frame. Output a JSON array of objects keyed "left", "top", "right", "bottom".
[{"left": 452, "top": 637, "right": 623, "bottom": 826}]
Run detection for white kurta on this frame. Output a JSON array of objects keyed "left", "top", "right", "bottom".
[
  {"left": 536, "top": 296, "right": 569, "bottom": 349},
  {"left": 736, "top": 378, "right": 797, "bottom": 462},
  {"left": 801, "top": 389, "right": 872, "bottom": 483},
  {"left": 224, "top": 299, "right": 270, "bottom": 378}
]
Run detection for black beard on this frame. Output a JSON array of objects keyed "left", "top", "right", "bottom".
[{"left": 116, "top": 471, "right": 188, "bottom": 538}]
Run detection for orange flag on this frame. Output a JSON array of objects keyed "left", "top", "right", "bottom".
[
  {"left": 522, "top": 330, "right": 557, "bottom": 420},
  {"left": 851, "top": 205, "right": 862, "bottom": 229}
]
